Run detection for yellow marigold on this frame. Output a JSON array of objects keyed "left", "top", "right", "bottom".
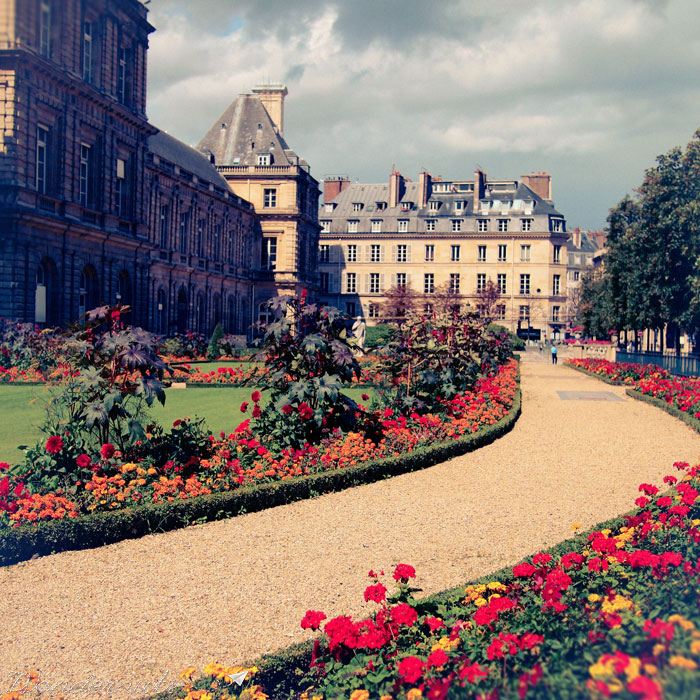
[
  {"left": 601, "top": 594, "right": 635, "bottom": 615},
  {"left": 487, "top": 581, "right": 506, "bottom": 591},
  {"left": 179, "top": 666, "right": 196, "bottom": 680},
  {"left": 349, "top": 691, "right": 370, "bottom": 700},
  {"left": 652, "top": 643, "right": 666, "bottom": 657},
  {"left": 690, "top": 640, "right": 700, "bottom": 655},
  {"left": 668, "top": 614, "right": 695, "bottom": 631},
  {"left": 669, "top": 656, "right": 698, "bottom": 670},
  {"left": 407, "top": 689, "right": 423, "bottom": 700},
  {"left": 380, "top": 696, "right": 393, "bottom": 700},
  {"left": 474, "top": 597, "right": 487, "bottom": 607},
  {"left": 432, "top": 636, "right": 460, "bottom": 652},
  {"left": 588, "top": 594, "right": 601, "bottom": 603},
  {"left": 203, "top": 662, "right": 224, "bottom": 676},
  {"left": 643, "top": 663, "right": 658, "bottom": 676}
]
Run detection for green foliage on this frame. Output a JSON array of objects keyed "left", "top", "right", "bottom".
[
  {"left": 377, "top": 309, "right": 513, "bottom": 413},
  {"left": 207, "top": 323, "right": 225, "bottom": 360},
  {"left": 0, "top": 319, "right": 65, "bottom": 371},
  {"left": 365, "top": 324, "right": 393, "bottom": 349},
  {"left": 0, "top": 385, "right": 521, "bottom": 566},
  {"left": 487, "top": 323, "right": 525, "bottom": 351},
  {"left": 248, "top": 294, "right": 361, "bottom": 449}
]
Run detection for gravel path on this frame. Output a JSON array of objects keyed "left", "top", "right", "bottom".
[{"left": 3, "top": 350, "right": 700, "bottom": 699}]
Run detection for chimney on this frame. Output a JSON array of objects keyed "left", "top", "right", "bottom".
[
  {"left": 473, "top": 168, "right": 486, "bottom": 213},
  {"left": 521, "top": 171, "right": 552, "bottom": 200},
  {"left": 323, "top": 176, "right": 350, "bottom": 203},
  {"left": 572, "top": 227, "right": 582, "bottom": 249},
  {"left": 418, "top": 171, "right": 432, "bottom": 207},
  {"left": 252, "top": 83, "right": 288, "bottom": 136},
  {"left": 389, "top": 170, "right": 405, "bottom": 208}
]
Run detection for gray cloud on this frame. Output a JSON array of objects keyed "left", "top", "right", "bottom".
[{"left": 145, "top": 0, "right": 700, "bottom": 230}]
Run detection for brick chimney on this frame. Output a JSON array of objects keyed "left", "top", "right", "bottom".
[
  {"left": 252, "top": 83, "right": 288, "bottom": 136},
  {"left": 389, "top": 170, "right": 405, "bottom": 208},
  {"left": 521, "top": 171, "right": 552, "bottom": 201},
  {"left": 473, "top": 168, "right": 486, "bottom": 212},
  {"left": 571, "top": 228, "right": 582, "bottom": 248},
  {"left": 323, "top": 176, "right": 350, "bottom": 203},
  {"left": 418, "top": 171, "right": 432, "bottom": 207}
]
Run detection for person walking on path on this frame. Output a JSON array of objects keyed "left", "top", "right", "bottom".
[{"left": 551, "top": 344, "right": 558, "bottom": 365}]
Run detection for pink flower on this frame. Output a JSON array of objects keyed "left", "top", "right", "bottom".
[
  {"left": 76, "top": 454, "right": 91, "bottom": 469},
  {"left": 100, "top": 443, "right": 115, "bottom": 460},
  {"left": 240, "top": 402, "right": 249, "bottom": 413},
  {"left": 46, "top": 436, "right": 64, "bottom": 454}
]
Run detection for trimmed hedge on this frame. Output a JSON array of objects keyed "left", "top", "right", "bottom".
[
  {"left": 143, "top": 496, "right": 638, "bottom": 700},
  {"left": 626, "top": 388, "right": 700, "bottom": 433},
  {"left": 0, "top": 383, "right": 521, "bottom": 568},
  {"left": 563, "top": 362, "right": 626, "bottom": 386}
]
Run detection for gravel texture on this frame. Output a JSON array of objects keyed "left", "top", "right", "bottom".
[{"left": 3, "top": 349, "right": 700, "bottom": 699}]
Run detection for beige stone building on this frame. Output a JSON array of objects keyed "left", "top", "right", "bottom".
[
  {"left": 318, "top": 169, "right": 569, "bottom": 340},
  {"left": 197, "top": 84, "right": 321, "bottom": 325}
]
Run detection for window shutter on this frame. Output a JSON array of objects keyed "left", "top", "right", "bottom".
[
  {"left": 364, "top": 245, "right": 371, "bottom": 262},
  {"left": 380, "top": 273, "right": 385, "bottom": 292},
  {"left": 331, "top": 273, "right": 337, "bottom": 293},
  {"left": 380, "top": 245, "right": 385, "bottom": 262},
  {"left": 391, "top": 245, "right": 396, "bottom": 263},
  {"left": 364, "top": 273, "right": 370, "bottom": 294},
  {"left": 407, "top": 245, "right": 412, "bottom": 262},
  {"left": 406, "top": 273, "right": 411, "bottom": 290}
]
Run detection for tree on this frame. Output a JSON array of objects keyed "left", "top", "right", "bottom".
[
  {"left": 430, "top": 282, "right": 463, "bottom": 315},
  {"left": 379, "top": 285, "right": 418, "bottom": 323},
  {"left": 474, "top": 279, "right": 501, "bottom": 322}
]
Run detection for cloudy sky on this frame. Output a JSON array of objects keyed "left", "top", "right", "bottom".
[{"left": 145, "top": 0, "right": 700, "bottom": 231}]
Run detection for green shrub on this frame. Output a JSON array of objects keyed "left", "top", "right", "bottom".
[
  {"left": 365, "top": 324, "right": 393, "bottom": 349},
  {"left": 207, "top": 323, "right": 225, "bottom": 360}
]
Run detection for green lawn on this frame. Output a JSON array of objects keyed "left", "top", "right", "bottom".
[{"left": 0, "top": 385, "right": 372, "bottom": 465}]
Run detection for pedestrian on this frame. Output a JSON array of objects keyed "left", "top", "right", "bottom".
[{"left": 551, "top": 344, "right": 558, "bottom": 365}]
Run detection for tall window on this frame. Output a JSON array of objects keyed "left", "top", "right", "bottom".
[
  {"left": 370, "top": 244, "right": 381, "bottom": 262},
  {"left": 520, "top": 245, "right": 531, "bottom": 262},
  {"left": 179, "top": 212, "right": 189, "bottom": 253},
  {"left": 521, "top": 219, "right": 532, "bottom": 232},
  {"left": 519, "top": 274, "right": 530, "bottom": 295},
  {"left": 477, "top": 245, "right": 486, "bottom": 262},
  {"left": 553, "top": 245, "right": 561, "bottom": 263},
  {"left": 82, "top": 22, "right": 93, "bottom": 82},
  {"left": 398, "top": 219, "right": 408, "bottom": 233},
  {"left": 79, "top": 144, "right": 92, "bottom": 207},
  {"left": 346, "top": 302, "right": 356, "bottom": 317},
  {"left": 396, "top": 272, "right": 407, "bottom": 289},
  {"left": 551, "top": 219, "right": 564, "bottom": 232},
  {"left": 424, "top": 273, "right": 434, "bottom": 294},
  {"left": 450, "top": 273, "right": 460, "bottom": 294},
  {"left": 451, "top": 245, "right": 460, "bottom": 262},
  {"left": 263, "top": 188, "right": 277, "bottom": 207},
  {"left": 396, "top": 244, "right": 407, "bottom": 262},
  {"left": 369, "top": 273, "right": 380, "bottom": 294},
  {"left": 262, "top": 237, "right": 277, "bottom": 270},
  {"left": 347, "top": 244, "right": 357, "bottom": 262},
  {"left": 40, "top": 0, "right": 51, "bottom": 57},
  {"left": 319, "top": 244, "right": 329, "bottom": 263},
  {"left": 498, "top": 244, "right": 507, "bottom": 262},
  {"left": 451, "top": 219, "right": 462, "bottom": 232},
  {"left": 425, "top": 219, "right": 436, "bottom": 232},
  {"left": 497, "top": 273, "right": 507, "bottom": 295},
  {"left": 553, "top": 274, "right": 561, "bottom": 296},
  {"left": 552, "top": 305, "right": 560, "bottom": 322},
  {"left": 348, "top": 220, "right": 358, "bottom": 233},
  {"left": 196, "top": 219, "right": 205, "bottom": 256},
  {"left": 476, "top": 273, "right": 486, "bottom": 292},
  {"left": 478, "top": 219, "right": 489, "bottom": 232},
  {"left": 346, "top": 272, "right": 357, "bottom": 293},
  {"left": 116, "top": 157, "right": 130, "bottom": 218},
  {"left": 496, "top": 304, "right": 506, "bottom": 320},
  {"left": 159, "top": 205, "right": 169, "bottom": 248},
  {"left": 519, "top": 305, "right": 530, "bottom": 320},
  {"left": 36, "top": 125, "right": 48, "bottom": 194},
  {"left": 320, "top": 271, "right": 330, "bottom": 292},
  {"left": 117, "top": 47, "right": 129, "bottom": 105},
  {"left": 425, "top": 244, "right": 434, "bottom": 262},
  {"left": 498, "top": 219, "right": 509, "bottom": 232},
  {"left": 368, "top": 303, "right": 380, "bottom": 319},
  {"left": 212, "top": 224, "right": 221, "bottom": 260}
]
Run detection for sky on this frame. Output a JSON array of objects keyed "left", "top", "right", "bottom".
[{"left": 144, "top": 0, "right": 700, "bottom": 231}]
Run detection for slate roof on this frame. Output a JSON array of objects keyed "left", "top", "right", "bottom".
[
  {"left": 566, "top": 231, "right": 600, "bottom": 253},
  {"left": 149, "top": 130, "right": 231, "bottom": 190},
  {"left": 321, "top": 179, "right": 563, "bottom": 219},
  {"left": 196, "top": 93, "right": 305, "bottom": 168}
]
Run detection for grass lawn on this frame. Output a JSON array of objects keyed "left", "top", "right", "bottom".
[{"left": 0, "top": 385, "right": 372, "bottom": 465}]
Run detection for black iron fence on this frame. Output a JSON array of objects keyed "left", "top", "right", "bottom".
[{"left": 616, "top": 350, "right": 700, "bottom": 377}]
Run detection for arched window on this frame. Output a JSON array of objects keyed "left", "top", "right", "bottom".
[
  {"left": 227, "top": 295, "right": 236, "bottom": 334},
  {"left": 212, "top": 294, "right": 222, "bottom": 328},
  {"left": 116, "top": 270, "right": 132, "bottom": 308},
  {"left": 35, "top": 264, "right": 47, "bottom": 324}
]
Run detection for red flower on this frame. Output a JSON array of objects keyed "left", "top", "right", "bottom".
[
  {"left": 532, "top": 552, "right": 552, "bottom": 566},
  {"left": 428, "top": 648, "right": 449, "bottom": 668},
  {"left": 393, "top": 563, "right": 416, "bottom": 582},
  {"left": 513, "top": 562, "right": 536, "bottom": 577},
  {"left": 397, "top": 656, "right": 425, "bottom": 684},
  {"left": 361, "top": 394, "right": 369, "bottom": 401},
  {"left": 298, "top": 402, "right": 314, "bottom": 420},
  {"left": 46, "top": 436, "right": 64, "bottom": 454},
  {"left": 251, "top": 390, "right": 261, "bottom": 403},
  {"left": 173, "top": 419, "right": 182, "bottom": 427},
  {"left": 240, "top": 402, "right": 249, "bottom": 413},
  {"left": 423, "top": 616, "right": 445, "bottom": 631},
  {"left": 390, "top": 603, "right": 418, "bottom": 627},
  {"left": 364, "top": 582, "right": 387, "bottom": 604},
  {"left": 300, "top": 610, "right": 326, "bottom": 630},
  {"left": 0, "top": 463, "right": 9, "bottom": 471},
  {"left": 252, "top": 405, "right": 261, "bottom": 418},
  {"left": 76, "top": 454, "right": 91, "bottom": 469},
  {"left": 100, "top": 443, "right": 115, "bottom": 460},
  {"left": 282, "top": 404, "right": 294, "bottom": 414},
  {"left": 626, "top": 676, "right": 662, "bottom": 699}
]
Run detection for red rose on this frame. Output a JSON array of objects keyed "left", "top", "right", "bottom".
[
  {"left": 100, "top": 443, "right": 115, "bottom": 460},
  {"left": 0, "top": 462, "right": 9, "bottom": 471},
  {"left": 240, "top": 402, "right": 249, "bottom": 413},
  {"left": 392, "top": 563, "right": 416, "bottom": 582},
  {"left": 251, "top": 390, "right": 261, "bottom": 403},
  {"left": 46, "top": 436, "right": 64, "bottom": 454},
  {"left": 300, "top": 610, "right": 326, "bottom": 630},
  {"left": 76, "top": 454, "right": 91, "bottom": 469},
  {"left": 298, "top": 402, "right": 314, "bottom": 420},
  {"left": 397, "top": 656, "right": 425, "bottom": 684},
  {"left": 361, "top": 394, "right": 369, "bottom": 401},
  {"left": 252, "top": 405, "right": 261, "bottom": 418}
]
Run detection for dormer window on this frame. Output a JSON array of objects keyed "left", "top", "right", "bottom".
[
  {"left": 428, "top": 200, "right": 440, "bottom": 211},
  {"left": 376, "top": 201, "right": 387, "bottom": 211},
  {"left": 257, "top": 153, "right": 271, "bottom": 166},
  {"left": 401, "top": 201, "right": 412, "bottom": 212},
  {"left": 348, "top": 220, "right": 358, "bottom": 233},
  {"left": 454, "top": 200, "right": 464, "bottom": 212},
  {"left": 324, "top": 202, "right": 336, "bottom": 213},
  {"left": 352, "top": 202, "right": 363, "bottom": 212},
  {"left": 371, "top": 219, "right": 382, "bottom": 233},
  {"left": 551, "top": 218, "right": 564, "bottom": 232},
  {"left": 321, "top": 220, "right": 331, "bottom": 232}
]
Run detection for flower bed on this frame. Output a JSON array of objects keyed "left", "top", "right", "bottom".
[
  {"left": 0, "top": 360, "right": 519, "bottom": 564},
  {"left": 143, "top": 461, "right": 700, "bottom": 700},
  {"left": 0, "top": 364, "right": 76, "bottom": 384},
  {"left": 566, "top": 358, "right": 670, "bottom": 385}
]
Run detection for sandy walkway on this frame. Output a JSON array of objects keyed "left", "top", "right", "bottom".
[{"left": 2, "top": 350, "right": 700, "bottom": 699}]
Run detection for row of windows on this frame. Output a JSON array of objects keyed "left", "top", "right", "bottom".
[
  {"left": 319, "top": 243, "right": 562, "bottom": 264},
  {"left": 39, "top": 1, "right": 134, "bottom": 107},
  {"left": 320, "top": 272, "right": 563, "bottom": 296},
  {"left": 321, "top": 218, "right": 565, "bottom": 234}
]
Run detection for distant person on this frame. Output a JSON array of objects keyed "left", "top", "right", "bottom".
[
  {"left": 352, "top": 315, "right": 366, "bottom": 354},
  {"left": 551, "top": 344, "right": 558, "bottom": 365}
]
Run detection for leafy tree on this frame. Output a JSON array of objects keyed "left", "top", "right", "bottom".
[
  {"left": 379, "top": 284, "right": 418, "bottom": 323},
  {"left": 429, "top": 282, "right": 463, "bottom": 315},
  {"left": 474, "top": 279, "right": 501, "bottom": 322}
]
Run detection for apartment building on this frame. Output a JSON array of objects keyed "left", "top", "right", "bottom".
[{"left": 318, "top": 169, "right": 569, "bottom": 340}]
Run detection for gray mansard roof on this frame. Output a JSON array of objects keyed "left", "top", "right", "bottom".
[
  {"left": 149, "top": 130, "right": 231, "bottom": 190},
  {"left": 196, "top": 93, "right": 306, "bottom": 168},
  {"left": 321, "top": 180, "right": 563, "bottom": 221}
]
